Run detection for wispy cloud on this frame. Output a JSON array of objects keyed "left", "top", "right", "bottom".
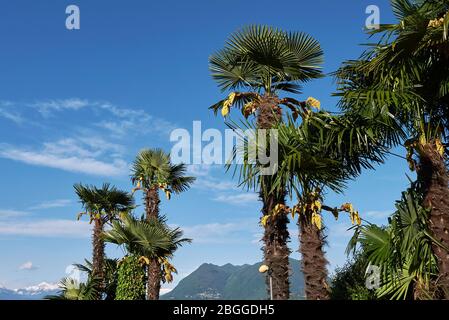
[
  {"left": 0, "top": 101, "right": 24, "bottom": 124},
  {"left": 29, "top": 199, "right": 72, "bottom": 210},
  {"left": 31, "top": 98, "right": 89, "bottom": 117},
  {"left": 186, "top": 164, "right": 211, "bottom": 177},
  {"left": 213, "top": 193, "right": 259, "bottom": 206},
  {"left": 18, "top": 261, "right": 38, "bottom": 271},
  {"left": 365, "top": 210, "right": 392, "bottom": 219},
  {"left": 194, "top": 178, "right": 237, "bottom": 191},
  {"left": 179, "top": 219, "right": 258, "bottom": 244},
  {"left": 0, "top": 219, "right": 91, "bottom": 238},
  {"left": 28, "top": 98, "right": 175, "bottom": 138},
  {"left": 0, "top": 140, "right": 128, "bottom": 177},
  {"left": 0, "top": 209, "right": 29, "bottom": 219},
  {"left": 328, "top": 222, "right": 355, "bottom": 238}
]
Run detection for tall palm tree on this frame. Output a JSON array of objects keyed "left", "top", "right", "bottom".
[
  {"left": 209, "top": 25, "right": 324, "bottom": 299},
  {"left": 334, "top": 0, "right": 449, "bottom": 296},
  {"left": 131, "top": 148, "right": 195, "bottom": 300},
  {"left": 74, "top": 183, "right": 134, "bottom": 299},
  {"left": 103, "top": 213, "right": 191, "bottom": 299},
  {"left": 235, "top": 107, "right": 396, "bottom": 299}
]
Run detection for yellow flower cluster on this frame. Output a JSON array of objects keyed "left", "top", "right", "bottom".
[
  {"left": 311, "top": 211, "right": 322, "bottom": 230},
  {"left": 243, "top": 101, "right": 257, "bottom": 118},
  {"left": 436, "top": 138, "right": 445, "bottom": 156},
  {"left": 160, "top": 258, "right": 177, "bottom": 283},
  {"left": 340, "top": 203, "right": 361, "bottom": 225},
  {"left": 428, "top": 17, "right": 445, "bottom": 28},
  {"left": 261, "top": 204, "right": 290, "bottom": 226},
  {"left": 306, "top": 97, "right": 321, "bottom": 110},
  {"left": 221, "top": 92, "right": 236, "bottom": 117},
  {"left": 262, "top": 199, "right": 324, "bottom": 230}
]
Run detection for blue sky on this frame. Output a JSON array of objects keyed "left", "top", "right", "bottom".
[{"left": 0, "top": 0, "right": 411, "bottom": 292}]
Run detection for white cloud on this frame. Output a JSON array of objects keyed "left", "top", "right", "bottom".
[
  {"left": 0, "top": 142, "right": 128, "bottom": 177},
  {"left": 95, "top": 102, "right": 176, "bottom": 138},
  {"left": 213, "top": 193, "right": 259, "bottom": 206},
  {"left": 0, "top": 209, "right": 29, "bottom": 219},
  {"left": 31, "top": 98, "right": 89, "bottom": 116},
  {"left": 194, "top": 178, "right": 237, "bottom": 191},
  {"left": 328, "top": 222, "right": 355, "bottom": 238},
  {"left": 0, "top": 219, "right": 91, "bottom": 238},
  {"left": 0, "top": 109, "right": 23, "bottom": 124},
  {"left": 0, "top": 101, "right": 24, "bottom": 124},
  {"left": 186, "top": 164, "right": 211, "bottom": 177},
  {"left": 34, "top": 99, "right": 177, "bottom": 138},
  {"left": 180, "top": 219, "right": 258, "bottom": 244},
  {"left": 19, "top": 261, "right": 38, "bottom": 271},
  {"left": 365, "top": 210, "right": 392, "bottom": 219},
  {"left": 29, "top": 199, "right": 72, "bottom": 210}
]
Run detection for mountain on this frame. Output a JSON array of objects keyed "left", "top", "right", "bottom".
[
  {"left": 0, "top": 282, "right": 59, "bottom": 300},
  {"left": 162, "top": 259, "right": 304, "bottom": 300}
]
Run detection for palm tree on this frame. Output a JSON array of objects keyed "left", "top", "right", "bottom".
[
  {"left": 348, "top": 185, "right": 441, "bottom": 299},
  {"left": 209, "top": 25, "right": 324, "bottom": 299},
  {"left": 46, "top": 277, "right": 99, "bottom": 300},
  {"left": 334, "top": 0, "right": 449, "bottom": 296},
  {"left": 130, "top": 149, "right": 195, "bottom": 300},
  {"left": 74, "top": 183, "right": 134, "bottom": 299},
  {"left": 73, "top": 259, "right": 119, "bottom": 300},
  {"left": 103, "top": 213, "right": 191, "bottom": 299},
  {"left": 235, "top": 107, "right": 395, "bottom": 299}
]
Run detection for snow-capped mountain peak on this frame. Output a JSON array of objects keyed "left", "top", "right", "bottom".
[
  {"left": 21, "top": 282, "right": 60, "bottom": 292},
  {"left": 0, "top": 282, "right": 60, "bottom": 299}
]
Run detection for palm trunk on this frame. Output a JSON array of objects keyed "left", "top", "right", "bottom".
[
  {"left": 92, "top": 218, "right": 105, "bottom": 300},
  {"left": 145, "top": 187, "right": 162, "bottom": 300},
  {"left": 258, "top": 94, "right": 290, "bottom": 300},
  {"left": 298, "top": 215, "right": 329, "bottom": 300},
  {"left": 261, "top": 191, "right": 290, "bottom": 300},
  {"left": 417, "top": 142, "right": 449, "bottom": 299}
]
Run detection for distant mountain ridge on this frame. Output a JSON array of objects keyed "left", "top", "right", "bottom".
[
  {"left": 0, "top": 282, "right": 59, "bottom": 300},
  {"left": 162, "top": 259, "right": 304, "bottom": 300}
]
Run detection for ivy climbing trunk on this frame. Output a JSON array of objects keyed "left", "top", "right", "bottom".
[
  {"left": 417, "top": 141, "right": 449, "bottom": 299},
  {"left": 298, "top": 214, "right": 329, "bottom": 300},
  {"left": 116, "top": 255, "right": 146, "bottom": 300},
  {"left": 145, "top": 186, "right": 162, "bottom": 300},
  {"left": 92, "top": 218, "right": 105, "bottom": 300},
  {"left": 258, "top": 94, "right": 290, "bottom": 300}
]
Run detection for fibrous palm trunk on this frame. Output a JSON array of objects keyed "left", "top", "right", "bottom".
[
  {"left": 258, "top": 94, "right": 290, "bottom": 300},
  {"left": 92, "top": 218, "right": 105, "bottom": 300},
  {"left": 298, "top": 215, "right": 329, "bottom": 300},
  {"left": 417, "top": 142, "right": 449, "bottom": 299},
  {"left": 261, "top": 191, "right": 290, "bottom": 300},
  {"left": 145, "top": 186, "right": 162, "bottom": 300}
]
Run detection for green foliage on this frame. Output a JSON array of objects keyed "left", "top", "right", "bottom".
[
  {"left": 74, "top": 183, "right": 134, "bottom": 222},
  {"left": 116, "top": 255, "right": 146, "bottom": 300},
  {"left": 72, "top": 258, "right": 119, "bottom": 300},
  {"left": 209, "top": 24, "right": 324, "bottom": 122},
  {"left": 131, "top": 148, "right": 195, "bottom": 193},
  {"left": 46, "top": 277, "right": 99, "bottom": 300},
  {"left": 348, "top": 185, "right": 440, "bottom": 299},
  {"left": 334, "top": 0, "right": 449, "bottom": 150},
  {"left": 209, "top": 25, "right": 323, "bottom": 95},
  {"left": 103, "top": 213, "right": 191, "bottom": 259},
  {"left": 330, "top": 251, "right": 377, "bottom": 300}
]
